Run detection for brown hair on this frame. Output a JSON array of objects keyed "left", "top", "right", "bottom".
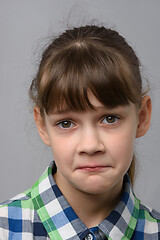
[{"left": 29, "top": 25, "right": 145, "bottom": 185}]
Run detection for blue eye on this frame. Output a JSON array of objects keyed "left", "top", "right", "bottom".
[
  {"left": 58, "top": 120, "right": 73, "bottom": 129},
  {"left": 102, "top": 115, "right": 119, "bottom": 124}
]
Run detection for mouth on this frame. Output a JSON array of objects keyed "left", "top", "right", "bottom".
[{"left": 77, "top": 165, "right": 110, "bottom": 172}]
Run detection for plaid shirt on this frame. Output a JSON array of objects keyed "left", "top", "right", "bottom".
[{"left": 0, "top": 161, "right": 160, "bottom": 240}]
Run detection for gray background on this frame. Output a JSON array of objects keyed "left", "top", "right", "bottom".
[{"left": 0, "top": 0, "right": 160, "bottom": 210}]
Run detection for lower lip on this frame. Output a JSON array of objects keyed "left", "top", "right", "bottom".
[{"left": 77, "top": 166, "right": 109, "bottom": 172}]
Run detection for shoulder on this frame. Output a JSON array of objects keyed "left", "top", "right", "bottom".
[
  {"left": 134, "top": 200, "right": 160, "bottom": 238},
  {"left": 0, "top": 187, "right": 34, "bottom": 238},
  {"left": 0, "top": 187, "right": 33, "bottom": 210},
  {"left": 0, "top": 186, "right": 34, "bottom": 217},
  {"left": 139, "top": 202, "right": 160, "bottom": 221}
]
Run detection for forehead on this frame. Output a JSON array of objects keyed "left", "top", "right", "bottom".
[
  {"left": 48, "top": 93, "right": 135, "bottom": 117},
  {"left": 52, "top": 95, "right": 105, "bottom": 114}
]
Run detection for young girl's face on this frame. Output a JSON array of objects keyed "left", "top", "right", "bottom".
[{"left": 36, "top": 93, "right": 149, "bottom": 196}]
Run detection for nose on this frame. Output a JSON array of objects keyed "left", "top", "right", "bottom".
[{"left": 77, "top": 126, "right": 105, "bottom": 155}]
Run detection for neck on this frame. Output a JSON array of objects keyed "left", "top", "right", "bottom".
[
  {"left": 54, "top": 174, "right": 123, "bottom": 228},
  {"left": 67, "top": 189, "right": 122, "bottom": 228}
]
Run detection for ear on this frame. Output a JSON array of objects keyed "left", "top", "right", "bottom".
[
  {"left": 136, "top": 95, "right": 152, "bottom": 138},
  {"left": 34, "top": 107, "right": 51, "bottom": 146}
]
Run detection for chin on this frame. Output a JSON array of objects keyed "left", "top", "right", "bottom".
[{"left": 77, "top": 184, "right": 111, "bottom": 195}]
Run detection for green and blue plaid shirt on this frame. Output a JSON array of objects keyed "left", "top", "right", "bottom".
[{"left": 0, "top": 161, "right": 160, "bottom": 240}]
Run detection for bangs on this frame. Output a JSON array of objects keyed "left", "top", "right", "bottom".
[{"left": 40, "top": 44, "right": 142, "bottom": 114}]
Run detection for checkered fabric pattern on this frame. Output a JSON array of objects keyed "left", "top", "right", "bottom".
[{"left": 0, "top": 161, "right": 160, "bottom": 240}]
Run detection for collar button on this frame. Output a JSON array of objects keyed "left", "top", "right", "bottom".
[{"left": 85, "top": 233, "right": 93, "bottom": 240}]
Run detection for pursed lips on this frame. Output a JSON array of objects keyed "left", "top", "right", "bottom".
[{"left": 76, "top": 165, "right": 111, "bottom": 172}]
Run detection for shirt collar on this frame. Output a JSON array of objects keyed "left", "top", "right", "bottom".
[
  {"left": 31, "top": 161, "right": 140, "bottom": 240},
  {"left": 98, "top": 174, "right": 140, "bottom": 239}
]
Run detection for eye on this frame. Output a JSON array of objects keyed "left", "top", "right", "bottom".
[
  {"left": 57, "top": 120, "right": 73, "bottom": 129},
  {"left": 102, "top": 115, "right": 119, "bottom": 124}
]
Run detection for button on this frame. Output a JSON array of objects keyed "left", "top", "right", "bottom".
[{"left": 85, "top": 233, "right": 93, "bottom": 240}]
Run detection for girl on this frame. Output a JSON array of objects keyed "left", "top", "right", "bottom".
[{"left": 0, "top": 25, "right": 158, "bottom": 240}]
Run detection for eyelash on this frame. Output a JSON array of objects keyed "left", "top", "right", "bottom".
[{"left": 56, "top": 115, "right": 120, "bottom": 129}]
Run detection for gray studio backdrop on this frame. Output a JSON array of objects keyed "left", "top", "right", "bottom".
[{"left": 0, "top": 0, "right": 160, "bottom": 210}]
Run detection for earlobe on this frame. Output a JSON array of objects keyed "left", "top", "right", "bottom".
[
  {"left": 34, "top": 107, "right": 51, "bottom": 146},
  {"left": 136, "top": 95, "right": 152, "bottom": 138}
]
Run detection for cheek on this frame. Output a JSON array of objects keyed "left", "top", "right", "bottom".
[
  {"left": 107, "top": 129, "right": 136, "bottom": 164},
  {"left": 50, "top": 136, "right": 76, "bottom": 163}
]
